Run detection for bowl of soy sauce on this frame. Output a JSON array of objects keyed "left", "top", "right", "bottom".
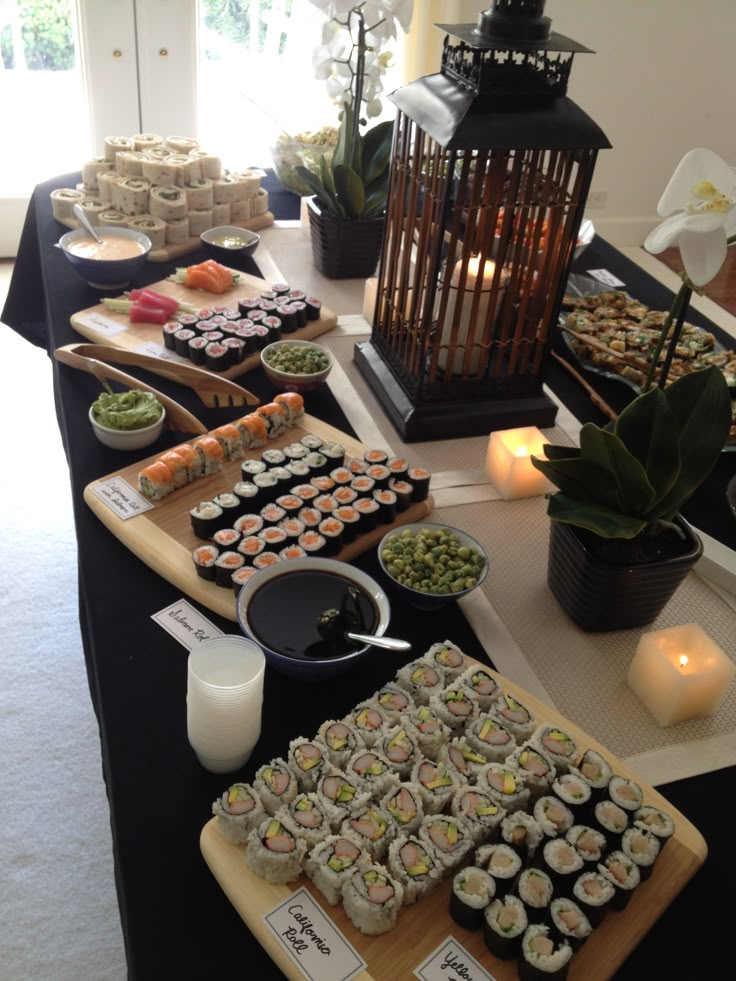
[{"left": 236, "top": 557, "right": 391, "bottom": 681}]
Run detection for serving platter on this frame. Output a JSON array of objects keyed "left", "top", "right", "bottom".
[
  {"left": 69, "top": 269, "right": 337, "bottom": 381},
  {"left": 200, "top": 658, "right": 707, "bottom": 981},
  {"left": 83, "top": 413, "right": 432, "bottom": 622}
]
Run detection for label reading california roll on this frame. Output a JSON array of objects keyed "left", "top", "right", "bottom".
[{"left": 90, "top": 476, "right": 154, "bottom": 518}]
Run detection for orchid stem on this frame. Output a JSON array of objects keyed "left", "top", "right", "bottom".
[
  {"left": 643, "top": 279, "right": 692, "bottom": 391},
  {"left": 658, "top": 284, "right": 692, "bottom": 389}
]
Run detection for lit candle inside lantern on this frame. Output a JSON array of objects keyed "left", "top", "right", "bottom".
[
  {"left": 438, "top": 254, "right": 509, "bottom": 374},
  {"left": 485, "top": 426, "right": 554, "bottom": 500},
  {"left": 627, "top": 623, "right": 735, "bottom": 727}
]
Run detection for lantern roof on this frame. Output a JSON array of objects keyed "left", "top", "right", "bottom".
[{"left": 437, "top": 23, "right": 592, "bottom": 54}]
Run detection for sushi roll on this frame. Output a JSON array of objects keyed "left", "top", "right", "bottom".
[
  {"left": 388, "top": 834, "right": 443, "bottom": 905},
  {"left": 333, "top": 506, "right": 360, "bottom": 543},
  {"left": 372, "top": 488, "right": 397, "bottom": 524},
  {"left": 480, "top": 764, "right": 530, "bottom": 815},
  {"left": 531, "top": 726, "right": 578, "bottom": 775},
  {"left": 190, "top": 501, "right": 224, "bottom": 539},
  {"left": 566, "top": 825, "right": 607, "bottom": 866},
  {"left": 395, "top": 658, "right": 446, "bottom": 705},
  {"left": 374, "top": 683, "right": 415, "bottom": 724},
  {"left": 290, "top": 300, "right": 308, "bottom": 327},
  {"left": 210, "top": 424, "right": 244, "bottom": 461},
  {"left": 378, "top": 727, "right": 420, "bottom": 781},
  {"left": 402, "top": 705, "right": 452, "bottom": 760},
  {"left": 516, "top": 868, "right": 554, "bottom": 924},
  {"left": 317, "top": 769, "right": 370, "bottom": 827},
  {"left": 231, "top": 566, "right": 257, "bottom": 595},
  {"left": 318, "top": 517, "right": 344, "bottom": 556},
  {"left": 347, "top": 456, "right": 369, "bottom": 475},
  {"left": 223, "top": 336, "right": 246, "bottom": 364},
  {"left": 346, "top": 747, "right": 398, "bottom": 797},
  {"left": 475, "top": 843, "right": 522, "bottom": 897},
  {"left": 235, "top": 413, "right": 267, "bottom": 449},
  {"left": 157, "top": 449, "right": 190, "bottom": 488},
  {"left": 162, "top": 321, "right": 180, "bottom": 350},
  {"left": 234, "top": 513, "right": 263, "bottom": 537},
  {"left": 255, "top": 402, "right": 288, "bottom": 437},
  {"left": 571, "top": 749, "right": 612, "bottom": 801},
  {"left": 329, "top": 467, "right": 353, "bottom": 487},
  {"left": 287, "top": 737, "right": 328, "bottom": 793},
  {"left": 187, "top": 335, "right": 209, "bottom": 364},
  {"left": 306, "top": 296, "right": 322, "bottom": 320},
  {"left": 450, "top": 866, "right": 496, "bottom": 929},
  {"left": 552, "top": 772, "right": 592, "bottom": 815},
  {"left": 572, "top": 870, "right": 615, "bottom": 926},
  {"left": 387, "top": 456, "right": 409, "bottom": 479},
  {"left": 304, "top": 835, "right": 369, "bottom": 906},
  {"left": 634, "top": 805, "right": 675, "bottom": 848},
  {"left": 212, "top": 783, "right": 266, "bottom": 842},
  {"left": 350, "top": 474, "right": 376, "bottom": 497},
  {"left": 548, "top": 897, "right": 592, "bottom": 952},
  {"left": 500, "top": 811, "right": 543, "bottom": 866},
  {"left": 407, "top": 466, "right": 430, "bottom": 502},
  {"left": 417, "top": 814, "right": 474, "bottom": 872},
  {"left": 388, "top": 479, "right": 413, "bottom": 513},
  {"left": 518, "top": 924, "right": 573, "bottom": 980},
  {"left": 277, "top": 792, "right": 332, "bottom": 851},
  {"left": 364, "top": 448, "right": 388, "bottom": 466},
  {"left": 367, "top": 463, "right": 391, "bottom": 488},
  {"left": 597, "top": 850, "right": 640, "bottom": 910},
  {"left": 287, "top": 461, "right": 312, "bottom": 481},
  {"left": 238, "top": 535, "right": 266, "bottom": 561},
  {"left": 322, "top": 443, "right": 346, "bottom": 469},
  {"left": 440, "top": 738, "right": 488, "bottom": 785},
  {"left": 430, "top": 685, "right": 479, "bottom": 731},
  {"left": 254, "top": 759, "right": 299, "bottom": 815},
  {"left": 492, "top": 692, "right": 537, "bottom": 742},
  {"left": 411, "top": 758, "right": 458, "bottom": 814},
  {"left": 341, "top": 863, "right": 404, "bottom": 936},
  {"left": 458, "top": 665, "right": 499, "bottom": 711},
  {"left": 245, "top": 818, "right": 306, "bottom": 885},
  {"left": 279, "top": 516, "right": 305, "bottom": 542},
  {"left": 283, "top": 443, "right": 309, "bottom": 464},
  {"left": 534, "top": 796, "right": 575, "bottom": 840},
  {"left": 298, "top": 530, "right": 327, "bottom": 556},
  {"left": 205, "top": 340, "right": 231, "bottom": 371},
  {"left": 607, "top": 775, "right": 644, "bottom": 813},
  {"left": 341, "top": 806, "right": 393, "bottom": 862},
  {"left": 291, "top": 482, "right": 319, "bottom": 502},
  {"left": 192, "top": 543, "right": 219, "bottom": 581},
  {"left": 138, "top": 460, "right": 175, "bottom": 500},
  {"left": 279, "top": 544, "right": 306, "bottom": 562},
  {"left": 310, "top": 473, "right": 334, "bottom": 492},
  {"left": 541, "top": 838, "right": 584, "bottom": 897},
  {"left": 347, "top": 702, "right": 389, "bottom": 748},
  {"left": 354, "top": 496, "right": 381, "bottom": 533},
  {"left": 214, "top": 550, "right": 244, "bottom": 586},
  {"left": 253, "top": 471, "right": 279, "bottom": 504},
  {"left": 275, "top": 493, "right": 303, "bottom": 517},
  {"left": 621, "top": 826, "right": 661, "bottom": 881},
  {"left": 253, "top": 552, "right": 280, "bottom": 570},
  {"left": 465, "top": 714, "right": 517, "bottom": 764},
  {"left": 193, "top": 434, "right": 225, "bottom": 475},
  {"left": 507, "top": 744, "right": 557, "bottom": 802},
  {"left": 260, "top": 502, "right": 286, "bottom": 525},
  {"left": 381, "top": 783, "right": 424, "bottom": 837},
  {"left": 232, "top": 481, "right": 259, "bottom": 509},
  {"left": 262, "top": 447, "right": 287, "bottom": 467},
  {"left": 593, "top": 798, "right": 629, "bottom": 850},
  {"left": 450, "top": 786, "right": 505, "bottom": 843},
  {"left": 484, "top": 894, "right": 528, "bottom": 960},
  {"left": 298, "top": 506, "right": 322, "bottom": 530},
  {"left": 421, "top": 640, "right": 467, "bottom": 680}
]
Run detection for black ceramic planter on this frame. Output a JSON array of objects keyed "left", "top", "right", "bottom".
[
  {"left": 306, "top": 196, "right": 385, "bottom": 279},
  {"left": 547, "top": 517, "right": 703, "bottom": 632}
]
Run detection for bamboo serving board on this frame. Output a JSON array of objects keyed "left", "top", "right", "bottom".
[
  {"left": 69, "top": 269, "right": 337, "bottom": 381},
  {"left": 83, "top": 413, "right": 432, "bottom": 622},
  {"left": 59, "top": 211, "right": 275, "bottom": 262},
  {"left": 200, "top": 660, "right": 707, "bottom": 981}
]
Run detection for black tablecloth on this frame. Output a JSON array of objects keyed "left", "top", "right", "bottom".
[{"left": 3, "top": 175, "right": 735, "bottom": 981}]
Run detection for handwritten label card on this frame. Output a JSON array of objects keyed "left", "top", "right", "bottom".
[
  {"left": 586, "top": 268, "right": 626, "bottom": 289},
  {"left": 74, "top": 310, "right": 128, "bottom": 337},
  {"left": 151, "top": 599, "right": 224, "bottom": 651},
  {"left": 415, "top": 937, "right": 498, "bottom": 981},
  {"left": 263, "top": 888, "right": 366, "bottom": 981},
  {"left": 89, "top": 476, "right": 153, "bottom": 519},
  {"left": 135, "top": 340, "right": 187, "bottom": 363}
]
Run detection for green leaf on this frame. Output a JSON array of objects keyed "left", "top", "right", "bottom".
[
  {"left": 530, "top": 455, "right": 621, "bottom": 510},
  {"left": 334, "top": 104, "right": 360, "bottom": 173},
  {"left": 294, "top": 165, "right": 342, "bottom": 218},
  {"left": 362, "top": 121, "right": 394, "bottom": 185},
  {"left": 579, "top": 424, "right": 655, "bottom": 516},
  {"left": 334, "top": 164, "right": 365, "bottom": 219},
  {"left": 542, "top": 443, "right": 581, "bottom": 461},
  {"left": 363, "top": 173, "right": 390, "bottom": 218},
  {"left": 547, "top": 494, "right": 649, "bottom": 539},
  {"left": 613, "top": 385, "right": 680, "bottom": 507},
  {"left": 650, "top": 366, "right": 732, "bottom": 518}
]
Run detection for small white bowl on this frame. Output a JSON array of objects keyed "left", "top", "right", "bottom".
[
  {"left": 201, "top": 225, "right": 260, "bottom": 261},
  {"left": 88, "top": 404, "right": 166, "bottom": 451}
]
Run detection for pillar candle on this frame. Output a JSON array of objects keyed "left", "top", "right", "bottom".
[
  {"left": 438, "top": 254, "right": 508, "bottom": 374},
  {"left": 627, "top": 623, "right": 735, "bottom": 727},
  {"left": 485, "top": 427, "right": 553, "bottom": 500}
]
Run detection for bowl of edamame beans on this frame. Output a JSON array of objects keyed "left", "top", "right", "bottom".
[
  {"left": 377, "top": 522, "right": 489, "bottom": 610},
  {"left": 260, "top": 339, "right": 334, "bottom": 393}
]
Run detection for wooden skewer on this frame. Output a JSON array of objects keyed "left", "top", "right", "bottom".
[
  {"left": 551, "top": 350, "right": 618, "bottom": 421},
  {"left": 561, "top": 324, "right": 652, "bottom": 373}
]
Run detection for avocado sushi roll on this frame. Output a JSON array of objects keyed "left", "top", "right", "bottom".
[
  {"left": 341, "top": 805, "right": 393, "bottom": 862},
  {"left": 304, "top": 835, "right": 369, "bottom": 906},
  {"left": 402, "top": 705, "right": 452, "bottom": 760},
  {"left": 395, "top": 659, "right": 446, "bottom": 706},
  {"left": 450, "top": 785, "right": 505, "bottom": 843},
  {"left": 245, "top": 817, "right": 307, "bottom": 884},
  {"left": 506, "top": 743, "right": 556, "bottom": 802},
  {"left": 342, "top": 863, "right": 404, "bottom": 935},
  {"left": 317, "top": 719, "right": 365, "bottom": 770},
  {"left": 531, "top": 725, "right": 578, "bottom": 775},
  {"left": 388, "top": 834, "right": 442, "bottom": 904},
  {"left": 254, "top": 759, "right": 299, "bottom": 815},
  {"left": 417, "top": 814, "right": 474, "bottom": 872},
  {"left": 277, "top": 792, "right": 332, "bottom": 851},
  {"left": 465, "top": 714, "right": 517, "bottom": 764},
  {"left": 287, "top": 737, "right": 329, "bottom": 793},
  {"left": 597, "top": 850, "right": 641, "bottom": 910},
  {"left": 440, "top": 738, "right": 489, "bottom": 785},
  {"left": 374, "top": 682, "right": 415, "bottom": 724},
  {"left": 517, "top": 868, "right": 554, "bottom": 924},
  {"left": 379, "top": 727, "right": 420, "bottom": 781},
  {"left": 211, "top": 783, "right": 265, "bottom": 843},
  {"left": 411, "top": 758, "right": 459, "bottom": 814},
  {"left": 548, "top": 896, "right": 592, "bottom": 952},
  {"left": 316, "top": 768, "right": 370, "bottom": 827},
  {"left": 381, "top": 783, "right": 424, "bottom": 837}
]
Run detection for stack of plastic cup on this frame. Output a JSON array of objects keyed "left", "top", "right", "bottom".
[{"left": 187, "top": 636, "right": 266, "bottom": 774}]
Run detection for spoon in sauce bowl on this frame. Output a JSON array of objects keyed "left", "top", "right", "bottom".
[
  {"left": 73, "top": 203, "right": 103, "bottom": 245},
  {"left": 317, "top": 607, "right": 411, "bottom": 653}
]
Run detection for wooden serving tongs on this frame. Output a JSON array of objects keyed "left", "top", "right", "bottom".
[
  {"left": 54, "top": 344, "right": 208, "bottom": 435},
  {"left": 58, "top": 342, "right": 260, "bottom": 409}
]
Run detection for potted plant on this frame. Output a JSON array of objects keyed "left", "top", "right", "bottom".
[
  {"left": 296, "top": 0, "right": 413, "bottom": 278},
  {"left": 531, "top": 366, "right": 732, "bottom": 631}
]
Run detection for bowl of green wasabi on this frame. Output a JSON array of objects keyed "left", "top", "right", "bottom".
[{"left": 89, "top": 387, "right": 165, "bottom": 450}]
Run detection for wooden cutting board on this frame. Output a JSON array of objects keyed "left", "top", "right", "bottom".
[
  {"left": 83, "top": 413, "right": 432, "bottom": 622},
  {"left": 200, "top": 660, "right": 707, "bottom": 981},
  {"left": 69, "top": 268, "right": 337, "bottom": 381}
]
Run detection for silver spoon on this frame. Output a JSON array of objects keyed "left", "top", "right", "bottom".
[
  {"left": 345, "top": 631, "right": 411, "bottom": 652},
  {"left": 73, "top": 203, "right": 103, "bottom": 244},
  {"left": 316, "top": 606, "right": 411, "bottom": 652}
]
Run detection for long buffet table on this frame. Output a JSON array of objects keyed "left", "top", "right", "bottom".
[{"left": 3, "top": 172, "right": 735, "bottom": 980}]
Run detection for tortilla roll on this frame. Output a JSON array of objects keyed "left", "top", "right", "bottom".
[
  {"left": 149, "top": 185, "right": 188, "bottom": 220},
  {"left": 127, "top": 214, "right": 166, "bottom": 249},
  {"left": 50, "top": 187, "right": 84, "bottom": 221},
  {"left": 111, "top": 176, "right": 152, "bottom": 216}
]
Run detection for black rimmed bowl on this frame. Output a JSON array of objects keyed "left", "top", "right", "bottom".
[
  {"left": 377, "top": 522, "right": 489, "bottom": 611},
  {"left": 236, "top": 557, "right": 391, "bottom": 681},
  {"left": 200, "top": 225, "right": 260, "bottom": 262},
  {"left": 260, "top": 339, "right": 334, "bottom": 393},
  {"left": 57, "top": 226, "right": 152, "bottom": 288}
]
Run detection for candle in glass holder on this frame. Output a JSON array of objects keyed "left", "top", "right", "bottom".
[
  {"left": 485, "top": 426, "right": 553, "bottom": 500},
  {"left": 438, "top": 254, "right": 508, "bottom": 374},
  {"left": 627, "top": 623, "right": 735, "bottom": 727}
]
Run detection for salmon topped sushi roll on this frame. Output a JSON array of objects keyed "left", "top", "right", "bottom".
[
  {"left": 235, "top": 412, "right": 267, "bottom": 449},
  {"left": 138, "top": 460, "right": 175, "bottom": 500},
  {"left": 193, "top": 434, "right": 225, "bottom": 475},
  {"left": 256, "top": 401, "right": 287, "bottom": 437},
  {"left": 211, "top": 423, "right": 244, "bottom": 460},
  {"left": 274, "top": 391, "right": 304, "bottom": 425},
  {"left": 156, "top": 450, "right": 190, "bottom": 488}
]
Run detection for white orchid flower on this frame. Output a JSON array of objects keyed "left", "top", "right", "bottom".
[
  {"left": 644, "top": 147, "right": 736, "bottom": 287},
  {"left": 383, "top": 0, "right": 413, "bottom": 31},
  {"left": 366, "top": 97, "right": 383, "bottom": 118}
]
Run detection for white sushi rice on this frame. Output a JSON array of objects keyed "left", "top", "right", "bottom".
[
  {"left": 451, "top": 866, "right": 496, "bottom": 909},
  {"left": 464, "top": 713, "right": 517, "bottom": 764},
  {"left": 347, "top": 748, "right": 400, "bottom": 800},
  {"left": 387, "top": 834, "right": 443, "bottom": 904},
  {"left": 341, "top": 863, "right": 404, "bottom": 935},
  {"left": 420, "top": 640, "right": 469, "bottom": 681},
  {"left": 211, "top": 783, "right": 265, "bottom": 843},
  {"left": 304, "top": 835, "right": 370, "bottom": 906},
  {"left": 244, "top": 819, "right": 306, "bottom": 885},
  {"left": 608, "top": 775, "right": 644, "bottom": 812},
  {"left": 450, "top": 785, "right": 505, "bottom": 843},
  {"left": 253, "top": 758, "right": 299, "bottom": 815},
  {"left": 395, "top": 658, "right": 446, "bottom": 705},
  {"left": 417, "top": 813, "right": 473, "bottom": 872},
  {"left": 531, "top": 724, "right": 578, "bottom": 774},
  {"left": 345, "top": 701, "right": 391, "bottom": 749},
  {"left": 380, "top": 782, "right": 424, "bottom": 837},
  {"left": 491, "top": 692, "right": 537, "bottom": 742},
  {"left": 520, "top": 924, "right": 573, "bottom": 974},
  {"left": 457, "top": 664, "right": 499, "bottom": 711},
  {"left": 341, "top": 805, "right": 394, "bottom": 863},
  {"left": 401, "top": 705, "right": 452, "bottom": 759},
  {"left": 533, "top": 795, "right": 574, "bottom": 838},
  {"left": 411, "top": 758, "right": 459, "bottom": 815},
  {"left": 277, "top": 793, "right": 332, "bottom": 851},
  {"left": 316, "top": 767, "right": 371, "bottom": 827},
  {"left": 475, "top": 842, "right": 522, "bottom": 884},
  {"left": 439, "top": 737, "right": 488, "bottom": 785},
  {"left": 373, "top": 682, "right": 416, "bottom": 724},
  {"left": 287, "top": 736, "right": 329, "bottom": 793}
]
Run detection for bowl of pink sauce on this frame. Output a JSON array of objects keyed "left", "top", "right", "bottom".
[{"left": 57, "top": 225, "right": 152, "bottom": 289}]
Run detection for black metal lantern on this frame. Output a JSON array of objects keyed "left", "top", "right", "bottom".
[{"left": 354, "top": 0, "right": 611, "bottom": 441}]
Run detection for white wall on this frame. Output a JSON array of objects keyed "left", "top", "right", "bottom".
[{"left": 409, "top": 0, "right": 736, "bottom": 246}]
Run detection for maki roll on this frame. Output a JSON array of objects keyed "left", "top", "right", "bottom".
[
  {"left": 492, "top": 692, "right": 537, "bottom": 742},
  {"left": 190, "top": 501, "right": 224, "bottom": 539},
  {"left": 411, "top": 758, "right": 458, "bottom": 814},
  {"left": 318, "top": 517, "right": 344, "bottom": 556},
  {"left": 342, "top": 806, "right": 393, "bottom": 862},
  {"left": 205, "top": 341, "right": 229, "bottom": 371},
  {"left": 347, "top": 749, "right": 399, "bottom": 799},
  {"left": 260, "top": 502, "right": 287, "bottom": 525},
  {"left": 593, "top": 798, "right": 629, "bottom": 850},
  {"left": 238, "top": 535, "right": 266, "bottom": 561},
  {"left": 459, "top": 665, "right": 499, "bottom": 711},
  {"left": 608, "top": 775, "right": 644, "bottom": 813},
  {"left": 253, "top": 471, "right": 279, "bottom": 503},
  {"left": 255, "top": 402, "right": 288, "bottom": 437},
  {"left": 138, "top": 461, "right": 175, "bottom": 500},
  {"left": 317, "top": 769, "right": 369, "bottom": 826},
  {"left": 364, "top": 448, "right": 388, "bottom": 466},
  {"left": 354, "top": 497, "right": 380, "bottom": 533},
  {"left": 450, "top": 786, "right": 505, "bottom": 843},
  {"left": 440, "top": 738, "right": 488, "bottom": 785},
  {"left": 634, "top": 805, "right": 675, "bottom": 848},
  {"left": 231, "top": 566, "right": 257, "bottom": 595},
  {"left": 245, "top": 818, "right": 306, "bottom": 885},
  {"left": 549, "top": 897, "right": 592, "bottom": 952},
  {"left": 421, "top": 640, "right": 467, "bottom": 680},
  {"left": 518, "top": 924, "right": 573, "bottom": 981},
  {"left": 534, "top": 796, "right": 575, "bottom": 840},
  {"left": 374, "top": 682, "right": 415, "bottom": 724},
  {"left": 395, "top": 659, "right": 446, "bottom": 705},
  {"left": 287, "top": 737, "right": 328, "bottom": 793},
  {"left": 262, "top": 447, "right": 287, "bottom": 467},
  {"left": 372, "top": 488, "right": 397, "bottom": 524},
  {"left": 402, "top": 705, "right": 452, "bottom": 760},
  {"left": 234, "top": 513, "right": 264, "bottom": 537},
  {"left": 214, "top": 550, "right": 244, "bottom": 586},
  {"left": 317, "top": 719, "right": 364, "bottom": 770},
  {"left": 475, "top": 843, "right": 522, "bottom": 897},
  {"left": 465, "top": 715, "right": 517, "bottom": 764},
  {"left": 597, "top": 850, "right": 641, "bottom": 910},
  {"left": 388, "top": 834, "right": 442, "bottom": 905},
  {"left": 418, "top": 814, "right": 474, "bottom": 872},
  {"left": 379, "top": 727, "right": 420, "bottom": 781},
  {"left": 571, "top": 749, "right": 612, "bottom": 801},
  {"left": 174, "top": 327, "right": 196, "bottom": 356},
  {"left": 430, "top": 685, "right": 479, "bottom": 731},
  {"left": 481, "top": 764, "right": 530, "bottom": 814},
  {"left": 531, "top": 726, "right": 578, "bottom": 775},
  {"left": 516, "top": 868, "right": 554, "bottom": 924},
  {"left": 193, "top": 434, "right": 225, "bottom": 475},
  {"left": 348, "top": 701, "right": 390, "bottom": 748},
  {"left": 333, "top": 505, "right": 360, "bottom": 543},
  {"left": 192, "top": 544, "right": 219, "bottom": 581},
  {"left": 187, "top": 335, "right": 208, "bottom": 365},
  {"left": 500, "top": 811, "right": 543, "bottom": 866},
  {"left": 277, "top": 792, "right": 332, "bottom": 851},
  {"left": 298, "top": 530, "right": 326, "bottom": 556},
  {"left": 566, "top": 825, "right": 607, "bottom": 866},
  {"left": 450, "top": 866, "right": 496, "bottom": 929},
  {"left": 304, "top": 835, "right": 368, "bottom": 906},
  {"left": 298, "top": 507, "right": 322, "bottom": 530},
  {"left": 552, "top": 772, "right": 592, "bottom": 815},
  {"left": 381, "top": 783, "right": 424, "bottom": 836},
  {"left": 484, "top": 894, "right": 528, "bottom": 960},
  {"left": 212, "top": 491, "right": 241, "bottom": 527},
  {"left": 541, "top": 838, "right": 584, "bottom": 897},
  {"left": 254, "top": 759, "right": 299, "bottom": 815},
  {"left": 241, "top": 458, "right": 267, "bottom": 478},
  {"left": 507, "top": 744, "right": 557, "bottom": 802},
  {"left": 232, "top": 481, "right": 259, "bottom": 509},
  {"left": 407, "top": 466, "right": 430, "bottom": 502},
  {"left": 212, "top": 783, "right": 265, "bottom": 843},
  {"left": 388, "top": 479, "right": 413, "bottom": 512},
  {"left": 341, "top": 864, "right": 404, "bottom": 936},
  {"left": 572, "top": 870, "right": 615, "bottom": 926},
  {"left": 621, "top": 826, "right": 661, "bottom": 881}
]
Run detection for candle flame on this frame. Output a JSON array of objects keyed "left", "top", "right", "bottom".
[
  {"left": 679, "top": 654, "right": 689, "bottom": 668},
  {"left": 514, "top": 445, "right": 529, "bottom": 457}
]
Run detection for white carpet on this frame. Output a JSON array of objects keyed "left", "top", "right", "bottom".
[{"left": 0, "top": 266, "right": 127, "bottom": 980}]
